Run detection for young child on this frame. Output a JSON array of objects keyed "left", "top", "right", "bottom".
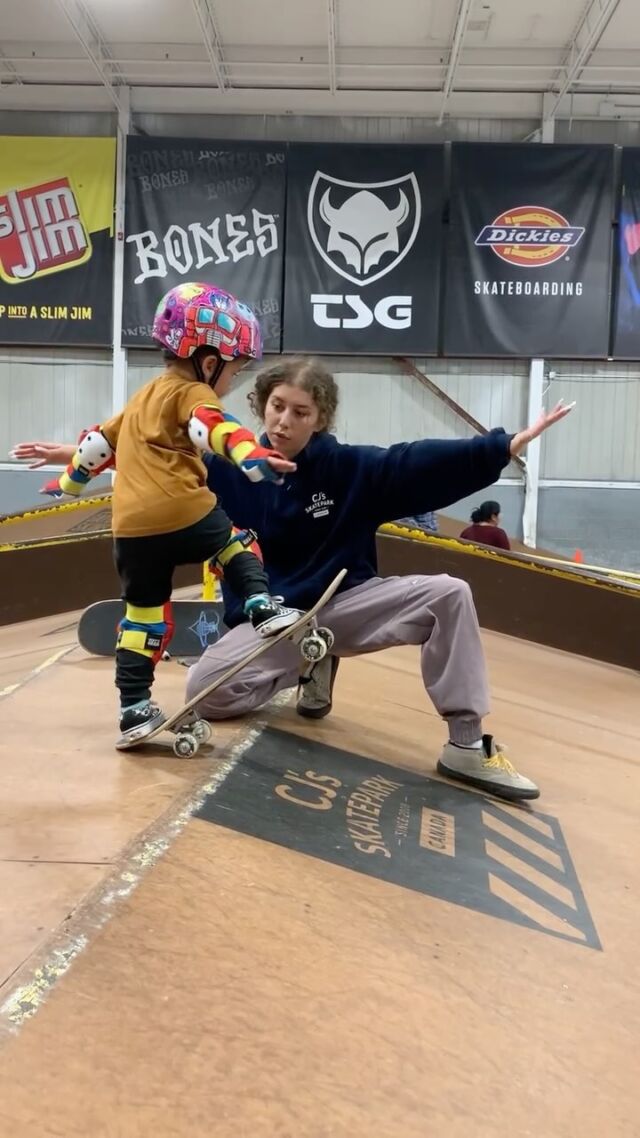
[{"left": 42, "top": 282, "right": 300, "bottom": 745}]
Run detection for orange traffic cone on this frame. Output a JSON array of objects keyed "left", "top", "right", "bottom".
[{"left": 573, "top": 548, "right": 584, "bottom": 563}]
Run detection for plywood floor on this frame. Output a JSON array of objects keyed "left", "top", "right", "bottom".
[{"left": 0, "top": 606, "right": 638, "bottom": 1138}]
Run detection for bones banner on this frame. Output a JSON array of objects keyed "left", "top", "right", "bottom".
[
  {"left": 282, "top": 143, "right": 445, "bottom": 354},
  {"left": 443, "top": 142, "right": 615, "bottom": 358},
  {"left": 122, "top": 137, "right": 287, "bottom": 351},
  {"left": 0, "top": 136, "right": 116, "bottom": 346}
]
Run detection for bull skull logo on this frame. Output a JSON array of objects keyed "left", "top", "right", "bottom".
[{"left": 307, "top": 171, "right": 421, "bottom": 287}]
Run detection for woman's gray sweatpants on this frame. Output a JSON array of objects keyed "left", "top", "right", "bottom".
[{"left": 185, "top": 575, "right": 491, "bottom": 746}]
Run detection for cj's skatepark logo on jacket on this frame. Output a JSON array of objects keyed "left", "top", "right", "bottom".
[
  {"left": 305, "top": 491, "right": 335, "bottom": 519},
  {"left": 307, "top": 171, "right": 421, "bottom": 330},
  {"left": 0, "top": 178, "right": 91, "bottom": 283},
  {"left": 473, "top": 206, "right": 586, "bottom": 298}
]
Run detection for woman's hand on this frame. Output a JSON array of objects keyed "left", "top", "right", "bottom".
[
  {"left": 9, "top": 441, "right": 75, "bottom": 468},
  {"left": 509, "top": 399, "right": 575, "bottom": 458},
  {"left": 265, "top": 455, "right": 297, "bottom": 476}
]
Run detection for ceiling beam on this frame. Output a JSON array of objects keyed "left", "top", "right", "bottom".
[
  {"left": 0, "top": 83, "right": 628, "bottom": 120},
  {"left": 327, "top": 0, "right": 338, "bottom": 95},
  {"left": 191, "top": 0, "right": 227, "bottom": 91},
  {"left": 546, "top": 0, "right": 622, "bottom": 118},
  {"left": 55, "top": 0, "right": 125, "bottom": 111},
  {"left": 438, "top": 0, "right": 474, "bottom": 124}
]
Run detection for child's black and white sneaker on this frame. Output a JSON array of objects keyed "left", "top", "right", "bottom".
[
  {"left": 244, "top": 594, "right": 301, "bottom": 638},
  {"left": 118, "top": 700, "right": 166, "bottom": 745}
]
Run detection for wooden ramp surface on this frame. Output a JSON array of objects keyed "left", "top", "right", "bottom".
[{"left": 0, "top": 608, "right": 638, "bottom": 1138}]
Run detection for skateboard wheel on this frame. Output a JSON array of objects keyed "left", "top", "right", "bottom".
[
  {"left": 300, "top": 633, "right": 328, "bottom": 662},
  {"left": 173, "top": 732, "right": 199, "bottom": 759},
  {"left": 316, "top": 626, "right": 335, "bottom": 651},
  {"left": 192, "top": 720, "right": 213, "bottom": 744}
]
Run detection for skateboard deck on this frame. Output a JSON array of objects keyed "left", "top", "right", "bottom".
[
  {"left": 78, "top": 599, "right": 227, "bottom": 658},
  {"left": 115, "top": 568, "right": 347, "bottom": 755}
]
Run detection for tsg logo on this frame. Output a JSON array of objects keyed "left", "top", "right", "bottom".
[
  {"left": 309, "top": 294, "right": 411, "bottom": 330},
  {"left": 307, "top": 171, "right": 421, "bottom": 330}
]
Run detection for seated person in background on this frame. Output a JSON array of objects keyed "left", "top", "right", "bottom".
[{"left": 460, "top": 500, "right": 511, "bottom": 551}]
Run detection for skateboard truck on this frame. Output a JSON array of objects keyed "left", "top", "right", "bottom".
[{"left": 291, "top": 621, "right": 335, "bottom": 663}]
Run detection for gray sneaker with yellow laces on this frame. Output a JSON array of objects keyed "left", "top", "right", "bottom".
[{"left": 437, "top": 734, "right": 540, "bottom": 801}]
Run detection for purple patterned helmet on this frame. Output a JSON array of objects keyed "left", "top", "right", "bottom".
[{"left": 152, "top": 282, "right": 263, "bottom": 362}]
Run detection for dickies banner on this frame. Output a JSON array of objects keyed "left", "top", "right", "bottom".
[
  {"left": 0, "top": 137, "right": 116, "bottom": 346},
  {"left": 443, "top": 143, "right": 615, "bottom": 358},
  {"left": 122, "top": 137, "right": 287, "bottom": 350},
  {"left": 612, "top": 147, "right": 640, "bottom": 358},
  {"left": 282, "top": 143, "right": 445, "bottom": 355}
]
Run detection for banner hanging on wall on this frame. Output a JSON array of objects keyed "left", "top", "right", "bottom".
[
  {"left": 122, "top": 137, "right": 287, "bottom": 351},
  {"left": 0, "top": 136, "right": 116, "bottom": 346},
  {"left": 612, "top": 147, "right": 640, "bottom": 358},
  {"left": 443, "top": 143, "right": 615, "bottom": 358},
  {"left": 282, "top": 143, "right": 445, "bottom": 355}
]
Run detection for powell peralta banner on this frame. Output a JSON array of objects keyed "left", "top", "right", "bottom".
[
  {"left": 443, "top": 143, "right": 615, "bottom": 358},
  {"left": 0, "top": 137, "right": 116, "bottom": 345},
  {"left": 282, "top": 143, "right": 445, "bottom": 354},
  {"left": 612, "top": 148, "right": 640, "bottom": 358},
  {"left": 122, "top": 137, "right": 286, "bottom": 351}
]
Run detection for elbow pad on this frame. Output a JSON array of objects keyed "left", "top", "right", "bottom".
[
  {"left": 188, "top": 406, "right": 265, "bottom": 469},
  {"left": 75, "top": 425, "right": 116, "bottom": 475},
  {"left": 188, "top": 408, "right": 218, "bottom": 454},
  {"left": 41, "top": 424, "right": 114, "bottom": 498}
]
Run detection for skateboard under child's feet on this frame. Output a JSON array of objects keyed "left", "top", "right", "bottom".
[{"left": 115, "top": 569, "right": 346, "bottom": 757}]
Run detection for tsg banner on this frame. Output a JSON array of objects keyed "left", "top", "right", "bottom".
[
  {"left": 282, "top": 143, "right": 445, "bottom": 354},
  {"left": 612, "top": 147, "right": 640, "bottom": 358},
  {"left": 123, "top": 137, "right": 286, "bottom": 351},
  {"left": 443, "top": 143, "right": 615, "bottom": 358},
  {"left": 0, "top": 137, "right": 115, "bottom": 346}
]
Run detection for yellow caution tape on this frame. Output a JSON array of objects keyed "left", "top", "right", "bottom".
[
  {"left": 379, "top": 523, "right": 640, "bottom": 599},
  {"left": 0, "top": 493, "right": 112, "bottom": 529},
  {"left": 0, "top": 531, "right": 111, "bottom": 553}
]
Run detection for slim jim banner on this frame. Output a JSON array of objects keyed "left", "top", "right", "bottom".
[
  {"left": 122, "top": 137, "right": 287, "bottom": 351},
  {"left": 443, "top": 143, "right": 615, "bottom": 358},
  {"left": 0, "top": 137, "right": 116, "bottom": 346}
]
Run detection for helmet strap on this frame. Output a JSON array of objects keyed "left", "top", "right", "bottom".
[
  {"left": 210, "top": 355, "right": 226, "bottom": 389},
  {"left": 192, "top": 353, "right": 206, "bottom": 384},
  {"left": 192, "top": 349, "right": 225, "bottom": 389}
]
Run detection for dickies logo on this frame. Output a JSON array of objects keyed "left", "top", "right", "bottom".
[{"left": 475, "top": 206, "right": 585, "bottom": 268}]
